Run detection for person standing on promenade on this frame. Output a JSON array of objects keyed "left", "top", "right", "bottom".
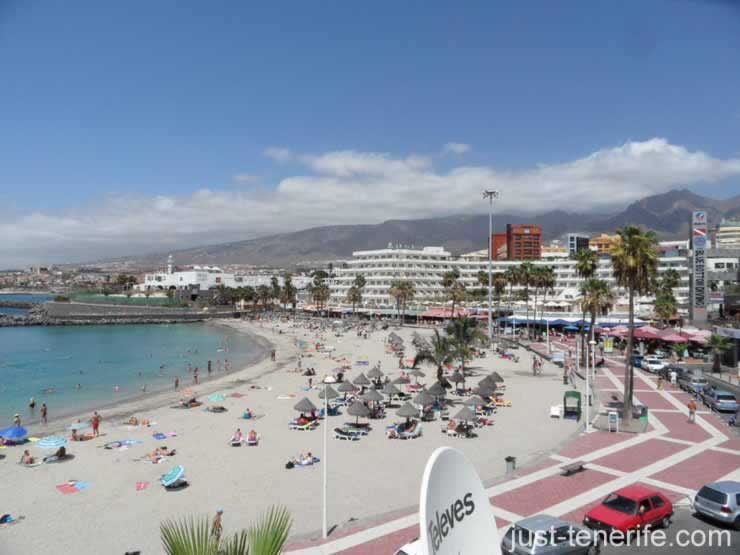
[
  {"left": 40, "top": 403, "right": 48, "bottom": 424},
  {"left": 657, "top": 376, "right": 664, "bottom": 390},
  {"left": 92, "top": 411, "right": 101, "bottom": 437},
  {"left": 687, "top": 398, "right": 697, "bottom": 423}
]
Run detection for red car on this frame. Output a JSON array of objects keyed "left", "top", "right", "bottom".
[{"left": 583, "top": 485, "right": 673, "bottom": 534}]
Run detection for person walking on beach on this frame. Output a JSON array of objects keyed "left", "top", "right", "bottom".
[
  {"left": 28, "top": 397, "right": 36, "bottom": 414},
  {"left": 193, "top": 368, "right": 199, "bottom": 385},
  {"left": 687, "top": 398, "right": 697, "bottom": 423},
  {"left": 13, "top": 413, "right": 21, "bottom": 427},
  {"left": 174, "top": 376, "right": 180, "bottom": 390},
  {"left": 211, "top": 508, "right": 224, "bottom": 541},
  {"left": 41, "top": 403, "right": 48, "bottom": 424},
  {"left": 92, "top": 411, "right": 101, "bottom": 437}
]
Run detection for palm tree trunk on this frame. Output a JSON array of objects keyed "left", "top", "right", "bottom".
[
  {"left": 525, "top": 284, "right": 530, "bottom": 339},
  {"left": 532, "top": 287, "right": 539, "bottom": 339},
  {"left": 623, "top": 287, "right": 635, "bottom": 424}
]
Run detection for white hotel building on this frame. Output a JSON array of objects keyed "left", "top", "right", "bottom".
[{"left": 329, "top": 244, "right": 691, "bottom": 318}]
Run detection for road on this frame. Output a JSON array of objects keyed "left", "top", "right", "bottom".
[{"left": 601, "top": 506, "right": 739, "bottom": 554}]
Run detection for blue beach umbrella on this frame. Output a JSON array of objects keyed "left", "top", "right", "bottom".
[
  {"left": 161, "top": 465, "right": 185, "bottom": 487},
  {"left": 0, "top": 426, "right": 28, "bottom": 442},
  {"left": 37, "top": 436, "right": 67, "bottom": 449},
  {"left": 207, "top": 393, "right": 226, "bottom": 402}
]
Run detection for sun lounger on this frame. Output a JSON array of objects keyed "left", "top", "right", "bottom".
[
  {"left": 334, "top": 428, "right": 361, "bottom": 441},
  {"left": 289, "top": 421, "right": 316, "bottom": 431},
  {"left": 550, "top": 405, "right": 562, "bottom": 418},
  {"left": 399, "top": 425, "right": 422, "bottom": 440},
  {"left": 246, "top": 436, "right": 259, "bottom": 446}
]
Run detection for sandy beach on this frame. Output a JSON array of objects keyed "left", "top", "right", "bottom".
[{"left": 0, "top": 318, "right": 581, "bottom": 554}]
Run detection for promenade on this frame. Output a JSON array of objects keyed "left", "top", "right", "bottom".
[{"left": 285, "top": 338, "right": 740, "bottom": 554}]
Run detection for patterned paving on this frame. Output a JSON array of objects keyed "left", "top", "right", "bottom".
[{"left": 590, "top": 438, "right": 688, "bottom": 473}]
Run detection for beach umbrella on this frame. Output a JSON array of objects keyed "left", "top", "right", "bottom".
[
  {"left": 490, "top": 372, "right": 504, "bottom": 383},
  {"left": 347, "top": 400, "right": 370, "bottom": 424},
  {"left": 361, "top": 389, "right": 384, "bottom": 403},
  {"left": 367, "top": 367, "right": 384, "bottom": 380},
  {"left": 382, "top": 383, "right": 401, "bottom": 397},
  {"left": 353, "top": 373, "right": 371, "bottom": 386},
  {"left": 293, "top": 397, "right": 318, "bottom": 413},
  {"left": 449, "top": 370, "right": 465, "bottom": 384},
  {"left": 473, "top": 386, "right": 495, "bottom": 399},
  {"left": 0, "top": 426, "right": 28, "bottom": 442},
  {"left": 453, "top": 406, "right": 476, "bottom": 422},
  {"left": 413, "top": 391, "right": 434, "bottom": 406},
  {"left": 160, "top": 465, "right": 185, "bottom": 488},
  {"left": 207, "top": 393, "right": 226, "bottom": 402},
  {"left": 478, "top": 375, "right": 497, "bottom": 389},
  {"left": 392, "top": 375, "right": 411, "bottom": 385},
  {"left": 318, "top": 386, "right": 339, "bottom": 400},
  {"left": 427, "top": 381, "right": 446, "bottom": 397},
  {"left": 66, "top": 420, "right": 91, "bottom": 431},
  {"left": 37, "top": 436, "right": 67, "bottom": 449},
  {"left": 396, "top": 402, "right": 420, "bottom": 422},
  {"left": 408, "top": 368, "right": 426, "bottom": 378},
  {"left": 464, "top": 395, "right": 487, "bottom": 407},
  {"left": 337, "top": 381, "right": 357, "bottom": 393}
]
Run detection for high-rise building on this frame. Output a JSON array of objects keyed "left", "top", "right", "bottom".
[
  {"left": 490, "top": 233, "right": 507, "bottom": 260},
  {"left": 567, "top": 233, "right": 590, "bottom": 256},
  {"left": 506, "top": 224, "right": 542, "bottom": 260},
  {"left": 716, "top": 219, "right": 740, "bottom": 249}
]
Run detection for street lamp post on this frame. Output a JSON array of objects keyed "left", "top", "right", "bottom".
[
  {"left": 587, "top": 339, "right": 596, "bottom": 433},
  {"left": 322, "top": 374, "right": 336, "bottom": 539},
  {"left": 483, "top": 190, "right": 500, "bottom": 344}
]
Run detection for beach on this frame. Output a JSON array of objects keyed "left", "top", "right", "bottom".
[{"left": 0, "top": 318, "right": 581, "bottom": 554}]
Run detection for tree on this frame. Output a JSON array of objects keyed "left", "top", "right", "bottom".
[
  {"left": 442, "top": 269, "right": 462, "bottom": 317},
  {"left": 412, "top": 329, "right": 454, "bottom": 383},
  {"left": 389, "top": 279, "right": 415, "bottom": 325},
  {"left": 353, "top": 274, "right": 366, "bottom": 290},
  {"left": 612, "top": 225, "right": 658, "bottom": 424},
  {"left": 654, "top": 293, "right": 677, "bottom": 326},
  {"left": 580, "top": 279, "right": 615, "bottom": 352},
  {"left": 279, "top": 274, "right": 297, "bottom": 312},
  {"left": 445, "top": 317, "right": 486, "bottom": 375},
  {"left": 672, "top": 343, "right": 688, "bottom": 361},
  {"left": 160, "top": 505, "right": 291, "bottom": 555},
  {"left": 256, "top": 285, "right": 271, "bottom": 310},
  {"left": 492, "top": 272, "right": 507, "bottom": 317},
  {"left": 270, "top": 277, "right": 281, "bottom": 309},
  {"left": 504, "top": 266, "right": 520, "bottom": 309},
  {"left": 538, "top": 266, "right": 556, "bottom": 321},
  {"left": 346, "top": 285, "right": 362, "bottom": 315},
  {"left": 575, "top": 249, "right": 599, "bottom": 360},
  {"left": 517, "top": 262, "right": 535, "bottom": 338},
  {"left": 213, "top": 285, "right": 235, "bottom": 306},
  {"left": 707, "top": 334, "right": 733, "bottom": 373}
]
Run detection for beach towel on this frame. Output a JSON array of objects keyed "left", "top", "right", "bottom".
[
  {"left": 55, "top": 481, "right": 89, "bottom": 494},
  {"left": 152, "top": 432, "right": 175, "bottom": 440},
  {"left": 277, "top": 394, "right": 296, "bottom": 400},
  {"left": 136, "top": 481, "right": 149, "bottom": 491},
  {"left": 229, "top": 392, "right": 245, "bottom": 398}
]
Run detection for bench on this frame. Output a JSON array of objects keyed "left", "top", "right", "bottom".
[{"left": 561, "top": 460, "right": 586, "bottom": 476}]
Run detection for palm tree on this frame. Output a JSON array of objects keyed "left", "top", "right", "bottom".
[
  {"left": 707, "top": 334, "right": 733, "bottom": 373},
  {"left": 539, "top": 266, "right": 556, "bottom": 321},
  {"left": 346, "top": 285, "right": 362, "bottom": 315},
  {"left": 517, "top": 262, "right": 535, "bottom": 338},
  {"left": 654, "top": 293, "right": 677, "bottom": 326},
  {"left": 612, "top": 225, "right": 658, "bottom": 424},
  {"left": 256, "top": 285, "right": 271, "bottom": 310},
  {"left": 442, "top": 269, "right": 462, "bottom": 317},
  {"left": 504, "top": 266, "right": 519, "bottom": 310},
  {"left": 574, "top": 249, "right": 599, "bottom": 361},
  {"left": 160, "top": 505, "right": 291, "bottom": 555},
  {"left": 580, "top": 279, "right": 615, "bottom": 349},
  {"left": 279, "top": 274, "right": 297, "bottom": 312},
  {"left": 270, "top": 277, "right": 281, "bottom": 309},
  {"left": 492, "top": 272, "right": 507, "bottom": 324},
  {"left": 389, "top": 279, "right": 415, "bottom": 325},
  {"left": 445, "top": 317, "right": 486, "bottom": 375},
  {"left": 413, "top": 329, "right": 454, "bottom": 383}
]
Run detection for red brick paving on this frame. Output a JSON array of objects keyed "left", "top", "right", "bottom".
[
  {"left": 558, "top": 430, "right": 633, "bottom": 459},
  {"left": 718, "top": 437, "right": 740, "bottom": 451},
  {"left": 655, "top": 412, "right": 713, "bottom": 442},
  {"left": 490, "top": 469, "right": 614, "bottom": 515},
  {"left": 590, "top": 438, "right": 688, "bottom": 473},
  {"left": 649, "top": 449, "right": 740, "bottom": 490},
  {"left": 633, "top": 391, "right": 677, "bottom": 410},
  {"left": 335, "top": 525, "right": 419, "bottom": 555}
]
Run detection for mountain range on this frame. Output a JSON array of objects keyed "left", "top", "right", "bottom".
[{"left": 106, "top": 189, "right": 738, "bottom": 269}]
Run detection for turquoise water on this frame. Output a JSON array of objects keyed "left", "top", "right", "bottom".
[
  {"left": 0, "top": 323, "right": 263, "bottom": 424},
  {"left": 0, "top": 293, "right": 51, "bottom": 315}
]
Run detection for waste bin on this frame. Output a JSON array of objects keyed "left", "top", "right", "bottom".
[
  {"left": 505, "top": 456, "right": 516, "bottom": 473},
  {"left": 563, "top": 374, "right": 569, "bottom": 385}
]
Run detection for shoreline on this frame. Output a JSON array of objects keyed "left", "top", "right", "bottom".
[{"left": 16, "top": 320, "right": 276, "bottom": 433}]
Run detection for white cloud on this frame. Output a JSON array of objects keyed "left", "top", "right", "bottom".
[
  {"left": 2, "top": 138, "right": 739, "bottom": 267},
  {"left": 442, "top": 142, "right": 471, "bottom": 155},
  {"left": 263, "top": 147, "right": 292, "bottom": 162}
]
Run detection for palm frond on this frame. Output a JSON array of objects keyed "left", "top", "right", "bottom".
[
  {"left": 161, "top": 516, "right": 219, "bottom": 555},
  {"left": 246, "top": 506, "right": 292, "bottom": 555}
]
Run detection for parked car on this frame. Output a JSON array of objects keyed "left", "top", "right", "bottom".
[
  {"left": 702, "top": 388, "right": 739, "bottom": 413},
  {"left": 693, "top": 481, "right": 740, "bottom": 529},
  {"left": 502, "top": 515, "right": 599, "bottom": 555},
  {"left": 683, "top": 376, "right": 709, "bottom": 396},
  {"left": 641, "top": 356, "right": 666, "bottom": 374},
  {"left": 583, "top": 485, "right": 673, "bottom": 534},
  {"left": 658, "top": 365, "right": 684, "bottom": 380}
]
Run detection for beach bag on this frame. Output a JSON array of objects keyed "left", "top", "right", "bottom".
[{"left": 285, "top": 461, "right": 294, "bottom": 469}]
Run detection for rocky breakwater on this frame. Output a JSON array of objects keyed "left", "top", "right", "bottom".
[{"left": 0, "top": 300, "right": 38, "bottom": 309}]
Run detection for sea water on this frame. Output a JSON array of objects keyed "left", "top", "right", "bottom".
[
  {"left": 0, "top": 322, "right": 263, "bottom": 424},
  {"left": 0, "top": 293, "right": 52, "bottom": 315}
]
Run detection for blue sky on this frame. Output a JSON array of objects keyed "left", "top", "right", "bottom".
[{"left": 1, "top": 0, "right": 739, "bottom": 266}]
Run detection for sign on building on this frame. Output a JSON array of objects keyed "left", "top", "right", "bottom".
[
  {"left": 420, "top": 447, "right": 501, "bottom": 555},
  {"left": 691, "top": 210, "right": 707, "bottom": 323}
]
